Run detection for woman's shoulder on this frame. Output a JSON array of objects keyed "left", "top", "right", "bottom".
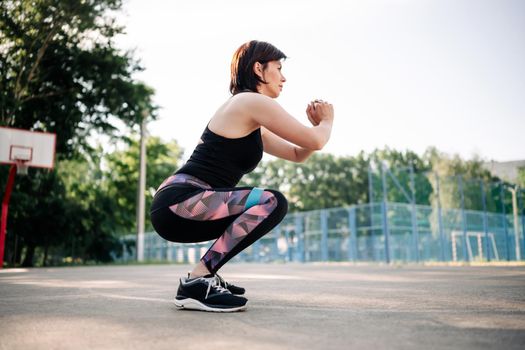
[
  {"left": 229, "top": 91, "right": 275, "bottom": 109},
  {"left": 230, "top": 91, "right": 273, "bottom": 103},
  {"left": 214, "top": 92, "right": 281, "bottom": 129}
]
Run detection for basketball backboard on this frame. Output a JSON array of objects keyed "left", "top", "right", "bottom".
[
  {"left": 0, "top": 127, "right": 56, "bottom": 169},
  {"left": 0, "top": 127, "right": 57, "bottom": 267}
]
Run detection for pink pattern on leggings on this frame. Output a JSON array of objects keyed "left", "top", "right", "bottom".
[
  {"left": 201, "top": 190, "right": 277, "bottom": 271},
  {"left": 164, "top": 173, "right": 278, "bottom": 272},
  {"left": 169, "top": 189, "right": 253, "bottom": 221}
]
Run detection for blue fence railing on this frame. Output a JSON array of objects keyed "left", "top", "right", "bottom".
[{"left": 117, "top": 201, "right": 525, "bottom": 264}]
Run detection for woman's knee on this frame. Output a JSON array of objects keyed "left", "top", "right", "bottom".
[{"left": 265, "top": 189, "right": 288, "bottom": 220}]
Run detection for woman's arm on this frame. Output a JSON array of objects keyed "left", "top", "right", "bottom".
[
  {"left": 241, "top": 93, "right": 334, "bottom": 150},
  {"left": 261, "top": 127, "right": 315, "bottom": 162}
]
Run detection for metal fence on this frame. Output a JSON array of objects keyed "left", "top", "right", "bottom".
[{"left": 117, "top": 201, "right": 525, "bottom": 264}]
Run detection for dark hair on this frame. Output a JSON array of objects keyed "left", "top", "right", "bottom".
[{"left": 229, "top": 40, "right": 287, "bottom": 95}]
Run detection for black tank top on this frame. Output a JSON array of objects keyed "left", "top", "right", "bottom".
[{"left": 175, "top": 124, "right": 263, "bottom": 187}]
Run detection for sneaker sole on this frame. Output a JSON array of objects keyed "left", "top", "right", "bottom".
[{"left": 174, "top": 298, "right": 247, "bottom": 313}]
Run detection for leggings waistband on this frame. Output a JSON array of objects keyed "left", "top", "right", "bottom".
[{"left": 156, "top": 173, "right": 211, "bottom": 193}]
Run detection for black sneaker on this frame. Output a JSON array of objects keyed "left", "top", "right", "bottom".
[
  {"left": 174, "top": 274, "right": 248, "bottom": 312},
  {"left": 215, "top": 274, "right": 245, "bottom": 295}
]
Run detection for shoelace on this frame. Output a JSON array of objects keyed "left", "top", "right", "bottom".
[
  {"left": 204, "top": 275, "right": 230, "bottom": 299},
  {"left": 215, "top": 274, "right": 229, "bottom": 288}
]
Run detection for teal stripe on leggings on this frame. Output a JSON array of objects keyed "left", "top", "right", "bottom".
[{"left": 245, "top": 187, "right": 264, "bottom": 210}]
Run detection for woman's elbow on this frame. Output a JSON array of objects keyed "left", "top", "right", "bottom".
[
  {"left": 293, "top": 147, "right": 315, "bottom": 163},
  {"left": 309, "top": 137, "right": 326, "bottom": 151},
  {"left": 295, "top": 155, "right": 308, "bottom": 163}
]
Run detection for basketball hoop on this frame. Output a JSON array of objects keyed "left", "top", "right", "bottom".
[
  {"left": 0, "top": 127, "right": 56, "bottom": 268},
  {"left": 8, "top": 145, "right": 33, "bottom": 176},
  {"left": 15, "top": 159, "right": 29, "bottom": 176}
]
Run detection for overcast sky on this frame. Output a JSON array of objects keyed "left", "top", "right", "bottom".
[{"left": 115, "top": 0, "right": 525, "bottom": 162}]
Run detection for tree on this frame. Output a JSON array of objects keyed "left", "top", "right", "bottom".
[
  {"left": 104, "top": 136, "right": 184, "bottom": 232},
  {"left": 56, "top": 147, "right": 119, "bottom": 264},
  {"left": 5, "top": 169, "right": 70, "bottom": 266},
  {"left": 517, "top": 168, "right": 525, "bottom": 218},
  {"left": 242, "top": 147, "right": 508, "bottom": 214},
  {"left": 424, "top": 149, "right": 498, "bottom": 211},
  {"left": 241, "top": 152, "right": 370, "bottom": 212},
  {"left": 366, "top": 147, "right": 434, "bottom": 205},
  {"left": 516, "top": 167, "right": 525, "bottom": 188},
  {"left": 0, "top": 0, "right": 157, "bottom": 266},
  {"left": 0, "top": 0, "right": 156, "bottom": 156}
]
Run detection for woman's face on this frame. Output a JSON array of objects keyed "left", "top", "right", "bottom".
[{"left": 256, "top": 60, "right": 286, "bottom": 98}]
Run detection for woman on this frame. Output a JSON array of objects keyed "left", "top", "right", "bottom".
[{"left": 150, "top": 40, "right": 334, "bottom": 312}]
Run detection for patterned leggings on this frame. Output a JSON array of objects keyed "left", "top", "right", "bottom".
[{"left": 150, "top": 174, "right": 288, "bottom": 273}]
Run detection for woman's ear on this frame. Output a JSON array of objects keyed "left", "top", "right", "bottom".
[{"left": 253, "top": 62, "right": 263, "bottom": 78}]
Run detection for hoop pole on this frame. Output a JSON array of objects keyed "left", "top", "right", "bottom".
[
  {"left": 136, "top": 117, "right": 147, "bottom": 262},
  {"left": 1, "top": 165, "right": 17, "bottom": 268}
]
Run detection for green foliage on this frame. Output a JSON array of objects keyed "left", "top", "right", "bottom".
[
  {"left": 242, "top": 147, "right": 515, "bottom": 214},
  {"left": 368, "top": 147, "right": 433, "bottom": 205},
  {"left": 425, "top": 149, "right": 499, "bottom": 211},
  {"left": 0, "top": 0, "right": 156, "bottom": 156},
  {"left": 243, "top": 148, "right": 435, "bottom": 212},
  {"left": 0, "top": 0, "right": 157, "bottom": 266},
  {"left": 104, "top": 136, "right": 184, "bottom": 231},
  {"left": 517, "top": 167, "right": 525, "bottom": 188},
  {"left": 519, "top": 168, "right": 525, "bottom": 217},
  {"left": 1, "top": 135, "right": 183, "bottom": 266},
  {"left": 4, "top": 169, "right": 69, "bottom": 266},
  {"left": 56, "top": 150, "right": 119, "bottom": 264},
  {"left": 57, "top": 135, "right": 183, "bottom": 258}
]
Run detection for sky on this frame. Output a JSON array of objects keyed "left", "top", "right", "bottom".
[{"left": 114, "top": 0, "right": 525, "bottom": 162}]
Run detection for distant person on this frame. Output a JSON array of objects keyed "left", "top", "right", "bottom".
[{"left": 150, "top": 40, "right": 334, "bottom": 312}]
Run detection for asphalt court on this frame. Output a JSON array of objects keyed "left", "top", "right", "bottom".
[{"left": 1, "top": 263, "right": 524, "bottom": 349}]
